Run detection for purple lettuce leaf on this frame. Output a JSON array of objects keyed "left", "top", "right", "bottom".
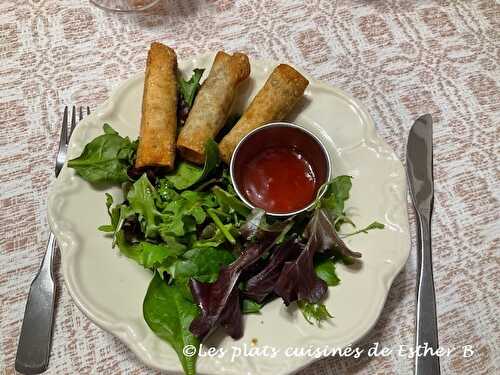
[
  {"left": 307, "top": 209, "right": 362, "bottom": 258},
  {"left": 273, "top": 244, "right": 327, "bottom": 305},
  {"left": 189, "top": 240, "right": 274, "bottom": 339},
  {"left": 218, "top": 289, "right": 243, "bottom": 339},
  {"left": 274, "top": 208, "right": 361, "bottom": 305},
  {"left": 244, "top": 237, "right": 304, "bottom": 303},
  {"left": 190, "top": 207, "right": 363, "bottom": 338}
]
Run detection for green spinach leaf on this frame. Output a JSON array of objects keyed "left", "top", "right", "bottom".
[
  {"left": 67, "top": 124, "right": 136, "bottom": 185},
  {"left": 143, "top": 273, "right": 200, "bottom": 375},
  {"left": 165, "top": 139, "right": 220, "bottom": 190}
]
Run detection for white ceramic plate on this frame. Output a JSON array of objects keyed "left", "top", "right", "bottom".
[{"left": 48, "top": 54, "right": 410, "bottom": 375}]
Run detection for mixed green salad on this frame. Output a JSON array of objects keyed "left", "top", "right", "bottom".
[{"left": 67, "top": 70, "right": 384, "bottom": 375}]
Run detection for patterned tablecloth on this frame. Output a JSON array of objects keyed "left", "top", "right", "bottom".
[{"left": 1, "top": 0, "right": 498, "bottom": 374}]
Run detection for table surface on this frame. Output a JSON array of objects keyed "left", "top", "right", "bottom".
[{"left": 1, "top": 0, "right": 498, "bottom": 374}]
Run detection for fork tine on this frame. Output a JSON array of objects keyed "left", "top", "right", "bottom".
[
  {"left": 55, "top": 106, "right": 69, "bottom": 176},
  {"left": 59, "top": 106, "right": 68, "bottom": 147},
  {"left": 69, "top": 106, "right": 90, "bottom": 140},
  {"left": 69, "top": 106, "right": 77, "bottom": 136}
]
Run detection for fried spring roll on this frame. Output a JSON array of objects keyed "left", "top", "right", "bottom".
[
  {"left": 177, "top": 51, "right": 251, "bottom": 164},
  {"left": 135, "top": 42, "right": 178, "bottom": 170},
  {"left": 218, "top": 64, "right": 309, "bottom": 163}
]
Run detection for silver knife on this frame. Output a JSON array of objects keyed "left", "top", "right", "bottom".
[{"left": 406, "top": 114, "right": 440, "bottom": 375}]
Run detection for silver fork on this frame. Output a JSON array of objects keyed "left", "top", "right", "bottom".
[{"left": 15, "top": 106, "right": 90, "bottom": 375}]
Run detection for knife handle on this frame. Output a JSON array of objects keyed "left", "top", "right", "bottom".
[{"left": 415, "top": 213, "right": 440, "bottom": 375}]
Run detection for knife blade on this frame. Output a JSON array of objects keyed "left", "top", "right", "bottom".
[
  {"left": 406, "top": 114, "right": 440, "bottom": 375},
  {"left": 407, "top": 114, "right": 434, "bottom": 214}
]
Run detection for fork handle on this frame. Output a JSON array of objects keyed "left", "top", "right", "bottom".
[
  {"left": 15, "top": 233, "right": 57, "bottom": 374},
  {"left": 415, "top": 214, "right": 440, "bottom": 375}
]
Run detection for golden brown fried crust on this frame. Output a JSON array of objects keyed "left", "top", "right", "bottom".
[
  {"left": 218, "top": 64, "right": 309, "bottom": 163},
  {"left": 177, "top": 51, "right": 251, "bottom": 165},
  {"left": 135, "top": 42, "right": 178, "bottom": 170}
]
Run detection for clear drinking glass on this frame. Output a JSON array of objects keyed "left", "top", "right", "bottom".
[{"left": 90, "top": 0, "right": 161, "bottom": 12}]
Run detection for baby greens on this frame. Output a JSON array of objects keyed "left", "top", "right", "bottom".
[
  {"left": 67, "top": 69, "right": 385, "bottom": 375},
  {"left": 69, "top": 122, "right": 384, "bottom": 374}
]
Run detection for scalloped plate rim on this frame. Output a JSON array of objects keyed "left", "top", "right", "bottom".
[{"left": 47, "top": 53, "right": 410, "bottom": 374}]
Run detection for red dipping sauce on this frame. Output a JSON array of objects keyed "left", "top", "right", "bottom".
[
  {"left": 241, "top": 146, "right": 317, "bottom": 213},
  {"left": 231, "top": 122, "right": 331, "bottom": 216}
]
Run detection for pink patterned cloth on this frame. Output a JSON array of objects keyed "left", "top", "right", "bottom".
[{"left": 1, "top": 0, "right": 498, "bottom": 374}]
